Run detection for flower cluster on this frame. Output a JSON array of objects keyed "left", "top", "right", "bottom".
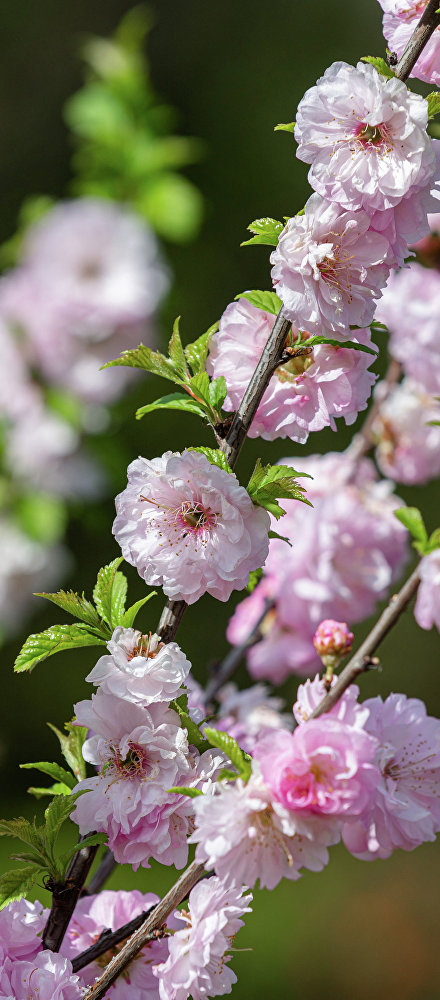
[{"left": 227, "top": 451, "right": 408, "bottom": 682}]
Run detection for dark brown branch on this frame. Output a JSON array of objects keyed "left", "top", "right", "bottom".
[
  {"left": 82, "top": 849, "right": 117, "bottom": 897},
  {"left": 310, "top": 564, "right": 421, "bottom": 719},
  {"left": 393, "top": 0, "right": 440, "bottom": 81},
  {"left": 42, "top": 840, "right": 99, "bottom": 952},
  {"left": 71, "top": 902, "right": 158, "bottom": 972}
]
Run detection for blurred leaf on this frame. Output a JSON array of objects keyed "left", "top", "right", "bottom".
[
  {"left": 427, "top": 91, "right": 440, "bottom": 118},
  {"left": 184, "top": 322, "right": 219, "bottom": 375},
  {"left": 203, "top": 727, "right": 251, "bottom": 781},
  {"left": 395, "top": 507, "right": 427, "bottom": 546},
  {"left": 246, "top": 568, "right": 263, "bottom": 593},
  {"left": 242, "top": 217, "right": 284, "bottom": 247},
  {"left": 361, "top": 55, "right": 395, "bottom": 78},
  {"left": 65, "top": 85, "right": 131, "bottom": 142},
  {"left": 15, "top": 494, "right": 67, "bottom": 545},
  {"left": 235, "top": 290, "right": 282, "bottom": 315},
  {"left": 14, "top": 625, "right": 106, "bottom": 674},
  {"left": 274, "top": 121, "right": 295, "bottom": 132},
  {"left": 136, "top": 173, "right": 203, "bottom": 242},
  {"left": 247, "top": 458, "right": 311, "bottom": 520},
  {"left": 34, "top": 590, "right": 101, "bottom": 629},
  {"left": 168, "top": 786, "right": 203, "bottom": 798}
]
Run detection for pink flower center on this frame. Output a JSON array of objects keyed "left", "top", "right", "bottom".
[
  {"left": 105, "top": 741, "right": 152, "bottom": 781},
  {"left": 140, "top": 493, "right": 219, "bottom": 547},
  {"left": 176, "top": 500, "right": 218, "bottom": 535},
  {"left": 317, "top": 250, "right": 354, "bottom": 300},
  {"left": 128, "top": 633, "right": 164, "bottom": 660},
  {"left": 354, "top": 122, "right": 392, "bottom": 152}
]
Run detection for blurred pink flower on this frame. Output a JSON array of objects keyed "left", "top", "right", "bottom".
[
  {"left": 376, "top": 263, "right": 440, "bottom": 396},
  {"left": 293, "top": 674, "right": 370, "bottom": 729},
  {"left": 414, "top": 549, "right": 440, "bottom": 632},
  {"left": 0, "top": 899, "right": 47, "bottom": 961},
  {"left": 5, "top": 951, "right": 81, "bottom": 999},
  {"left": 372, "top": 379, "right": 440, "bottom": 484}
]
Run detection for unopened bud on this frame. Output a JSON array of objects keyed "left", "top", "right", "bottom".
[{"left": 313, "top": 619, "right": 354, "bottom": 667}]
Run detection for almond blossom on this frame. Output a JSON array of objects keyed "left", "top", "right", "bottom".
[
  {"left": 343, "top": 693, "right": 440, "bottom": 859},
  {"left": 372, "top": 378, "right": 440, "bottom": 484},
  {"left": 86, "top": 627, "right": 191, "bottom": 706},
  {"left": 206, "top": 297, "right": 376, "bottom": 443},
  {"left": 414, "top": 550, "right": 440, "bottom": 633},
  {"left": 294, "top": 60, "right": 435, "bottom": 212},
  {"left": 379, "top": 0, "right": 440, "bottom": 85},
  {"left": 0, "top": 899, "right": 47, "bottom": 961},
  {"left": 153, "top": 878, "right": 252, "bottom": 1000},
  {"left": 270, "top": 194, "right": 390, "bottom": 336},
  {"left": 3, "top": 951, "right": 81, "bottom": 1000},
  {"left": 113, "top": 450, "right": 270, "bottom": 605},
  {"left": 293, "top": 674, "right": 370, "bottom": 729}
]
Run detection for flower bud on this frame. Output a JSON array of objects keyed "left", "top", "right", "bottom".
[{"left": 313, "top": 619, "right": 354, "bottom": 667}]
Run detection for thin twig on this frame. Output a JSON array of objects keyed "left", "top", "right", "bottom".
[
  {"left": 309, "top": 564, "right": 421, "bottom": 719},
  {"left": 81, "top": 861, "right": 205, "bottom": 1000},
  {"left": 203, "top": 597, "right": 275, "bottom": 708},
  {"left": 82, "top": 849, "right": 117, "bottom": 897},
  {"left": 71, "top": 903, "right": 158, "bottom": 972},
  {"left": 346, "top": 358, "right": 402, "bottom": 464},
  {"left": 393, "top": 0, "right": 440, "bottom": 81}
]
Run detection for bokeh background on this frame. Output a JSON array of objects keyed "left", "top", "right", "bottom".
[{"left": 1, "top": 2, "right": 439, "bottom": 998}]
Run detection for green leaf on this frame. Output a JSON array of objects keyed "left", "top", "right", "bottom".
[
  {"left": 427, "top": 527, "right": 440, "bottom": 553},
  {"left": 241, "top": 217, "right": 284, "bottom": 247},
  {"left": 427, "top": 91, "right": 440, "bottom": 119},
  {"left": 44, "top": 793, "right": 79, "bottom": 851},
  {"left": 168, "top": 317, "right": 189, "bottom": 376},
  {"left": 218, "top": 767, "right": 240, "bottom": 782},
  {"left": 301, "top": 335, "right": 377, "bottom": 356},
  {"left": 203, "top": 728, "right": 252, "bottom": 782},
  {"left": 93, "top": 557, "right": 126, "bottom": 627},
  {"left": 361, "top": 55, "right": 395, "bottom": 79},
  {"left": 208, "top": 376, "right": 228, "bottom": 412},
  {"left": 268, "top": 529, "right": 292, "bottom": 547},
  {"left": 14, "top": 625, "right": 106, "bottom": 674},
  {"left": 170, "top": 697, "right": 207, "bottom": 751},
  {"left": 20, "top": 762, "right": 76, "bottom": 790},
  {"left": 395, "top": 507, "right": 427, "bottom": 546},
  {"left": 27, "top": 783, "right": 73, "bottom": 799},
  {"left": 274, "top": 121, "right": 295, "bottom": 133},
  {"left": 136, "top": 393, "right": 208, "bottom": 422},
  {"left": 247, "top": 459, "right": 311, "bottom": 520},
  {"left": 48, "top": 722, "right": 88, "bottom": 782},
  {"left": 0, "top": 866, "right": 42, "bottom": 909},
  {"left": 119, "top": 592, "right": 157, "bottom": 629},
  {"left": 61, "top": 833, "right": 108, "bottom": 866},
  {"left": 184, "top": 322, "right": 219, "bottom": 375},
  {"left": 35, "top": 591, "right": 101, "bottom": 629},
  {"left": 0, "top": 818, "right": 46, "bottom": 854},
  {"left": 235, "top": 290, "right": 282, "bottom": 315},
  {"left": 188, "top": 447, "right": 232, "bottom": 473},
  {"left": 168, "top": 786, "right": 203, "bottom": 798},
  {"left": 102, "top": 343, "right": 181, "bottom": 383},
  {"left": 246, "top": 568, "right": 263, "bottom": 593}
]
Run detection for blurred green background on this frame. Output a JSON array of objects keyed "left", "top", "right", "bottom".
[{"left": 1, "top": 2, "right": 440, "bottom": 997}]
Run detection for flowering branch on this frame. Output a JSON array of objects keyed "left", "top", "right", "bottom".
[
  {"left": 71, "top": 902, "right": 158, "bottom": 972},
  {"left": 309, "top": 563, "right": 421, "bottom": 720},
  {"left": 392, "top": 0, "right": 440, "bottom": 81}
]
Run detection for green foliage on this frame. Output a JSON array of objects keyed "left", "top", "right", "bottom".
[
  {"left": 47, "top": 721, "right": 88, "bottom": 782},
  {"left": 119, "top": 592, "right": 157, "bottom": 628},
  {"left": 301, "top": 335, "right": 377, "bottom": 356},
  {"left": 246, "top": 568, "right": 263, "bottom": 593},
  {"left": 203, "top": 727, "right": 252, "bottom": 782},
  {"left": 184, "top": 323, "right": 219, "bottom": 375},
  {"left": 235, "top": 290, "right": 282, "bottom": 315},
  {"left": 427, "top": 91, "right": 440, "bottom": 119},
  {"left": 274, "top": 121, "right": 295, "bottom": 133},
  {"left": 103, "top": 343, "right": 181, "bottom": 381},
  {"left": 247, "top": 458, "right": 311, "bottom": 520},
  {"left": 268, "top": 529, "right": 292, "bottom": 547},
  {"left": 241, "top": 217, "right": 284, "bottom": 247},
  {"left": 64, "top": 7, "right": 203, "bottom": 242},
  {"left": 14, "top": 624, "right": 106, "bottom": 674},
  {"left": 27, "top": 783, "right": 74, "bottom": 800},
  {"left": 15, "top": 494, "right": 67, "bottom": 546},
  {"left": 20, "top": 762, "right": 76, "bottom": 790},
  {"left": 168, "top": 317, "right": 190, "bottom": 377},
  {"left": 93, "top": 557, "right": 127, "bottom": 627},
  {"left": 170, "top": 695, "right": 207, "bottom": 751},
  {"left": 168, "top": 786, "right": 203, "bottom": 798},
  {"left": 0, "top": 195, "right": 54, "bottom": 269},
  {"left": 395, "top": 507, "right": 440, "bottom": 556},
  {"left": 34, "top": 590, "right": 101, "bottom": 629},
  {"left": 136, "top": 393, "right": 209, "bottom": 422},
  {"left": 188, "top": 447, "right": 232, "bottom": 473},
  {"left": 0, "top": 867, "right": 43, "bottom": 909},
  {"left": 361, "top": 55, "right": 395, "bottom": 78}
]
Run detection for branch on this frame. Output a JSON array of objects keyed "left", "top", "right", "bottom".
[
  {"left": 71, "top": 902, "right": 158, "bottom": 972},
  {"left": 203, "top": 597, "right": 275, "bottom": 708},
  {"left": 82, "top": 849, "right": 116, "bottom": 897},
  {"left": 309, "top": 563, "right": 421, "bottom": 719},
  {"left": 81, "top": 860, "right": 205, "bottom": 1000},
  {"left": 42, "top": 839, "right": 99, "bottom": 952},
  {"left": 346, "top": 358, "right": 402, "bottom": 464},
  {"left": 393, "top": 0, "right": 440, "bottom": 81}
]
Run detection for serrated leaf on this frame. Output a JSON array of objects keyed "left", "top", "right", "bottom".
[
  {"left": 111, "top": 571, "right": 128, "bottom": 626},
  {"left": 0, "top": 818, "right": 46, "bottom": 855},
  {"left": 246, "top": 568, "right": 263, "bottom": 593},
  {"left": 170, "top": 699, "right": 207, "bottom": 751},
  {"left": 0, "top": 867, "right": 42, "bottom": 909},
  {"left": 44, "top": 793, "right": 81, "bottom": 853},
  {"left": 268, "top": 529, "right": 292, "bottom": 546},
  {"left": 27, "top": 783, "right": 73, "bottom": 799},
  {"left": 361, "top": 55, "right": 395, "bottom": 78},
  {"left": 184, "top": 322, "right": 219, "bottom": 375},
  {"left": 35, "top": 591, "right": 101, "bottom": 629},
  {"left": 427, "top": 91, "right": 440, "bottom": 119},
  {"left": 61, "top": 833, "right": 108, "bottom": 867},
  {"left": 203, "top": 728, "right": 252, "bottom": 782},
  {"left": 274, "top": 121, "right": 295, "bottom": 133},
  {"left": 188, "top": 447, "right": 232, "bottom": 473},
  {"left": 301, "top": 336, "right": 377, "bottom": 356},
  {"left": 208, "top": 376, "right": 227, "bottom": 411},
  {"left": 48, "top": 722, "right": 88, "bottom": 782},
  {"left": 242, "top": 217, "right": 284, "bottom": 247},
  {"left": 394, "top": 507, "right": 427, "bottom": 546},
  {"left": 136, "top": 393, "right": 208, "bottom": 421},
  {"left": 168, "top": 317, "right": 189, "bottom": 376},
  {"left": 102, "top": 344, "right": 181, "bottom": 383},
  {"left": 20, "top": 762, "right": 76, "bottom": 790},
  {"left": 235, "top": 290, "right": 282, "bottom": 316},
  {"left": 119, "top": 592, "right": 157, "bottom": 629},
  {"left": 247, "top": 459, "right": 311, "bottom": 520},
  {"left": 14, "top": 625, "right": 106, "bottom": 674},
  {"left": 168, "top": 786, "right": 203, "bottom": 798},
  {"left": 93, "top": 558, "right": 124, "bottom": 627}
]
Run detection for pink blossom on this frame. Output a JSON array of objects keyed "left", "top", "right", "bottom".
[
  {"left": 153, "top": 877, "right": 251, "bottom": 1000},
  {"left": 5, "top": 951, "right": 81, "bottom": 999},
  {"left": 62, "top": 889, "right": 177, "bottom": 997},
  {"left": 343, "top": 693, "right": 440, "bottom": 859},
  {"left": 228, "top": 452, "right": 408, "bottom": 683},
  {"left": 190, "top": 775, "right": 339, "bottom": 890},
  {"left": 0, "top": 518, "right": 67, "bottom": 637},
  {"left": 0, "top": 899, "right": 47, "bottom": 961},
  {"left": 208, "top": 682, "right": 293, "bottom": 754},
  {"left": 206, "top": 297, "right": 376, "bottom": 443},
  {"left": 253, "top": 722, "right": 379, "bottom": 816},
  {"left": 0, "top": 317, "right": 37, "bottom": 421},
  {"left": 295, "top": 60, "right": 435, "bottom": 212},
  {"left": 113, "top": 450, "right": 270, "bottom": 605},
  {"left": 414, "top": 550, "right": 440, "bottom": 632},
  {"left": 372, "top": 379, "right": 440, "bottom": 484},
  {"left": 313, "top": 620, "right": 354, "bottom": 663},
  {"left": 293, "top": 674, "right": 370, "bottom": 729},
  {"left": 270, "top": 194, "right": 390, "bottom": 335},
  {"left": 376, "top": 263, "right": 440, "bottom": 396},
  {"left": 86, "top": 628, "right": 191, "bottom": 706},
  {"left": 379, "top": 1, "right": 440, "bottom": 85}
]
